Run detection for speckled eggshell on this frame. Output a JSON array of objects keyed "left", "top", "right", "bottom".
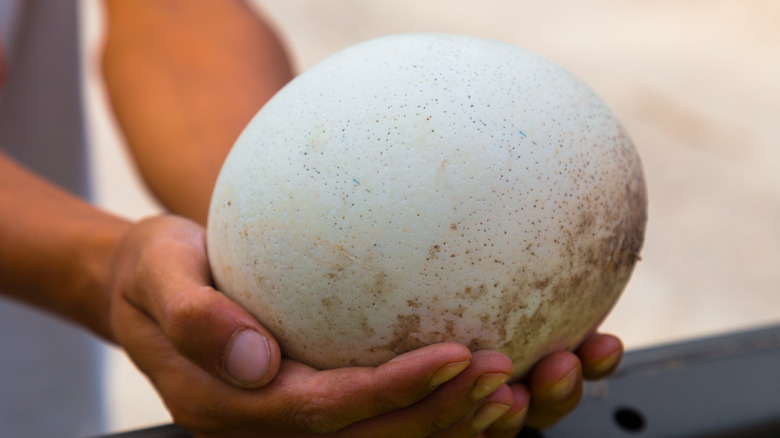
[{"left": 207, "top": 33, "right": 647, "bottom": 379}]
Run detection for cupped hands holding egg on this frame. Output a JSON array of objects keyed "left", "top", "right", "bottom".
[{"left": 207, "top": 33, "right": 647, "bottom": 379}]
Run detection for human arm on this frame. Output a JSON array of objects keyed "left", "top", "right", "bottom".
[
  {"left": 101, "top": 0, "right": 293, "bottom": 225},
  {"left": 0, "top": 152, "right": 127, "bottom": 340},
  {"left": 0, "top": 151, "right": 280, "bottom": 385}
]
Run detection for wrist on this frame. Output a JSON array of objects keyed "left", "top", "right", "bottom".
[{"left": 75, "top": 215, "right": 133, "bottom": 343}]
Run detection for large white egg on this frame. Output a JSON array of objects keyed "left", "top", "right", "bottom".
[{"left": 207, "top": 33, "right": 647, "bottom": 378}]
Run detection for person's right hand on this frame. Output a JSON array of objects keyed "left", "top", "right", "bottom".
[{"left": 107, "top": 215, "right": 520, "bottom": 437}]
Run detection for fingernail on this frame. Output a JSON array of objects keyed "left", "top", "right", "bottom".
[
  {"left": 547, "top": 366, "right": 578, "bottom": 399},
  {"left": 498, "top": 405, "right": 528, "bottom": 429},
  {"left": 589, "top": 349, "right": 622, "bottom": 377},
  {"left": 430, "top": 360, "right": 471, "bottom": 387},
  {"left": 472, "top": 403, "right": 510, "bottom": 432},
  {"left": 225, "top": 329, "right": 270, "bottom": 385},
  {"left": 471, "top": 373, "right": 510, "bottom": 401}
]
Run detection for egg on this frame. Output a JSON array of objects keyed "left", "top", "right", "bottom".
[{"left": 206, "top": 33, "right": 647, "bottom": 378}]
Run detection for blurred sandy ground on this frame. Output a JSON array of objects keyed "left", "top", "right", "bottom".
[{"left": 78, "top": 0, "right": 780, "bottom": 432}]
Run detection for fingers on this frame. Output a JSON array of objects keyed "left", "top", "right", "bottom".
[
  {"left": 111, "top": 297, "right": 249, "bottom": 434},
  {"left": 116, "top": 310, "right": 510, "bottom": 438},
  {"left": 577, "top": 333, "right": 624, "bottom": 380},
  {"left": 160, "top": 285, "right": 282, "bottom": 388},
  {"left": 483, "top": 383, "right": 530, "bottom": 438},
  {"left": 112, "top": 216, "right": 281, "bottom": 388},
  {"left": 113, "top": 295, "right": 301, "bottom": 434},
  {"left": 340, "top": 349, "right": 515, "bottom": 438},
  {"left": 163, "top": 343, "right": 494, "bottom": 435},
  {"left": 467, "top": 385, "right": 513, "bottom": 436},
  {"left": 523, "top": 351, "right": 583, "bottom": 430},
  {"left": 283, "top": 343, "right": 474, "bottom": 434},
  {"left": 486, "top": 333, "right": 623, "bottom": 432}
]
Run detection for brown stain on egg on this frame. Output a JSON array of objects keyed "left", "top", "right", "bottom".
[
  {"left": 428, "top": 244, "right": 442, "bottom": 260},
  {"left": 326, "top": 265, "right": 346, "bottom": 279},
  {"left": 459, "top": 284, "right": 489, "bottom": 302},
  {"left": 383, "top": 313, "right": 428, "bottom": 355}
]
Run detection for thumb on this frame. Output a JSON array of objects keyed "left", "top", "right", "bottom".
[
  {"left": 114, "top": 215, "right": 281, "bottom": 388},
  {"left": 162, "top": 286, "right": 282, "bottom": 389}
]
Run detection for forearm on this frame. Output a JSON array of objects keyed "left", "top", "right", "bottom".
[
  {"left": 101, "top": 0, "right": 294, "bottom": 225},
  {"left": 0, "top": 152, "right": 130, "bottom": 342}
]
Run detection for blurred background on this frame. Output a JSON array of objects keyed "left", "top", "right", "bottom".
[{"left": 78, "top": 0, "right": 780, "bottom": 432}]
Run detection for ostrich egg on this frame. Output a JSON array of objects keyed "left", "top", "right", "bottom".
[{"left": 206, "top": 33, "right": 647, "bottom": 378}]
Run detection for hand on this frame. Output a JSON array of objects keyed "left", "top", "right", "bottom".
[
  {"left": 107, "top": 215, "right": 623, "bottom": 437},
  {"left": 483, "top": 333, "right": 624, "bottom": 437},
  {"left": 107, "top": 215, "right": 514, "bottom": 437}
]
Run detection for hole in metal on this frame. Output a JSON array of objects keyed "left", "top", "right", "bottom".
[{"left": 614, "top": 406, "right": 646, "bottom": 433}]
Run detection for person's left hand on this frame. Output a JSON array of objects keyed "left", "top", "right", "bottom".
[{"left": 481, "top": 333, "right": 623, "bottom": 437}]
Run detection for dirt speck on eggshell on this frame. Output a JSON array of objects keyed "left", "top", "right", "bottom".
[{"left": 206, "top": 33, "right": 647, "bottom": 379}]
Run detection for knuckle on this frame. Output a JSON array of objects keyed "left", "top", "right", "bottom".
[
  {"left": 293, "top": 397, "right": 347, "bottom": 434},
  {"left": 162, "top": 291, "right": 215, "bottom": 347},
  {"left": 163, "top": 294, "right": 199, "bottom": 334}
]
